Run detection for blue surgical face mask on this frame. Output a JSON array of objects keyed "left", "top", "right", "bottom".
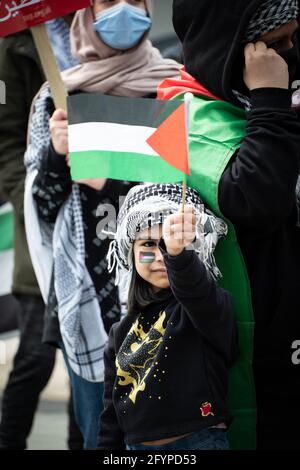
[{"left": 94, "top": 2, "right": 152, "bottom": 51}]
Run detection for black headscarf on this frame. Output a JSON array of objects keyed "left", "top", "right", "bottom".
[{"left": 172, "top": 0, "right": 299, "bottom": 105}]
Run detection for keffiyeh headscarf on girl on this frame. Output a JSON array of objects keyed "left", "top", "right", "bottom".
[
  {"left": 107, "top": 184, "right": 228, "bottom": 288},
  {"left": 233, "top": 0, "right": 299, "bottom": 110}
]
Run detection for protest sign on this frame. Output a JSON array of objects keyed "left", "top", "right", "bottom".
[
  {"left": 0, "top": 0, "right": 90, "bottom": 37},
  {"left": 0, "top": 1, "right": 92, "bottom": 109}
]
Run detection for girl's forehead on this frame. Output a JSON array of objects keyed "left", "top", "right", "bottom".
[{"left": 136, "top": 224, "right": 162, "bottom": 241}]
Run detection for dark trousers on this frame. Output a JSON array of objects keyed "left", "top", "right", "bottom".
[
  {"left": 68, "top": 390, "right": 84, "bottom": 450},
  {"left": 0, "top": 295, "right": 19, "bottom": 333},
  {"left": 0, "top": 294, "right": 56, "bottom": 449},
  {"left": 61, "top": 345, "right": 103, "bottom": 450}
]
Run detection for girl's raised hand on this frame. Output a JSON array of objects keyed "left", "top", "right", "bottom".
[{"left": 163, "top": 205, "right": 197, "bottom": 256}]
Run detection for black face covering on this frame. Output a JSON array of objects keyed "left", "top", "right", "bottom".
[
  {"left": 232, "top": 48, "right": 250, "bottom": 97},
  {"left": 279, "top": 39, "right": 300, "bottom": 83},
  {"left": 172, "top": 0, "right": 299, "bottom": 103}
]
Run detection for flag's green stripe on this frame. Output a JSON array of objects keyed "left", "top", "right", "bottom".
[
  {"left": 0, "top": 210, "right": 13, "bottom": 252},
  {"left": 70, "top": 151, "right": 184, "bottom": 183},
  {"left": 68, "top": 93, "right": 183, "bottom": 128}
]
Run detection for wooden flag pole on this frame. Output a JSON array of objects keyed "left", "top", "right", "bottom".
[
  {"left": 182, "top": 92, "right": 193, "bottom": 210},
  {"left": 31, "top": 24, "right": 68, "bottom": 110}
]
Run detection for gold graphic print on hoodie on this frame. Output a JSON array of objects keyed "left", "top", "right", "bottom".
[{"left": 116, "top": 311, "right": 166, "bottom": 404}]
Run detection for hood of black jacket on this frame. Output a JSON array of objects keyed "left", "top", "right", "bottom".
[{"left": 173, "top": 0, "right": 300, "bottom": 105}]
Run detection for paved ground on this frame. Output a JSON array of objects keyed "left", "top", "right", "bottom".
[
  {"left": 27, "top": 401, "right": 68, "bottom": 450},
  {"left": 0, "top": 331, "right": 69, "bottom": 450}
]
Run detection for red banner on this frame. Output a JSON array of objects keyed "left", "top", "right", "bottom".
[{"left": 0, "top": 0, "right": 92, "bottom": 37}]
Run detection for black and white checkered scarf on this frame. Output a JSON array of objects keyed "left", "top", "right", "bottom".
[
  {"left": 244, "top": 0, "right": 298, "bottom": 42},
  {"left": 24, "top": 87, "right": 108, "bottom": 383},
  {"left": 107, "top": 184, "right": 228, "bottom": 289},
  {"left": 233, "top": 0, "right": 299, "bottom": 110}
]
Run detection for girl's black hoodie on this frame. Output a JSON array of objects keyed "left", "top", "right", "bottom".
[{"left": 98, "top": 242, "right": 238, "bottom": 449}]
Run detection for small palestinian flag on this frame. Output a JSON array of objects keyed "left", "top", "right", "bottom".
[
  {"left": 68, "top": 93, "right": 190, "bottom": 183},
  {"left": 139, "top": 252, "right": 156, "bottom": 264},
  {"left": 0, "top": 203, "right": 14, "bottom": 296}
]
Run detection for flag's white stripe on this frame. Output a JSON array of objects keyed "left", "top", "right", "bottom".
[
  {"left": 0, "top": 250, "right": 13, "bottom": 296},
  {"left": 0, "top": 202, "right": 13, "bottom": 217},
  {"left": 68, "top": 122, "right": 159, "bottom": 156},
  {"left": 0, "top": 203, "right": 14, "bottom": 295}
]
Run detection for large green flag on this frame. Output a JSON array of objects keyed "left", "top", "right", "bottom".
[{"left": 184, "top": 93, "right": 256, "bottom": 450}]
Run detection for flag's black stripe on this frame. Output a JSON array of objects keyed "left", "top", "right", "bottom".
[{"left": 68, "top": 93, "right": 183, "bottom": 128}]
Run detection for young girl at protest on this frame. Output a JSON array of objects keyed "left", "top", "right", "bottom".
[
  {"left": 24, "top": 0, "right": 181, "bottom": 449},
  {"left": 97, "top": 183, "right": 238, "bottom": 450}
]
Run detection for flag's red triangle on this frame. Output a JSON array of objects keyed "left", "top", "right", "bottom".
[{"left": 146, "top": 103, "right": 190, "bottom": 175}]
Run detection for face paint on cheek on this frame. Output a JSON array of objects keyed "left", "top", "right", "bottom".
[{"left": 139, "top": 252, "right": 156, "bottom": 264}]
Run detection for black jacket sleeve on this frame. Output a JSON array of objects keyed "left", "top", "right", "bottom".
[
  {"left": 97, "top": 324, "right": 125, "bottom": 450},
  {"left": 160, "top": 241, "right": 238, "bottom": 364},
  {"left": 32, "top": 142, "right": 72, "bottom": 223},
  {"left": 219, "top": 88, "right": 300, "bottom": 230}
]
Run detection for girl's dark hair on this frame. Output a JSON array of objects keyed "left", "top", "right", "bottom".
[{"left": 127, "top": 262, "right": 172, "bottom": 316}]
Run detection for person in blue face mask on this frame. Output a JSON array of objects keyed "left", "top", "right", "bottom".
[
  {"left": 24, "top": 0, "right": 181, "bottom": 450},
  {"left": 93, "top": 0, "right": 152, "bottom": 50}
]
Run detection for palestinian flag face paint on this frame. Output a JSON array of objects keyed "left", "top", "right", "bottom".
[
  {"left": 139, "top": 252, "right": 156, "bottom": 264},
  {"left": 68, "top": 93, "right": 190, "bottom": 183}
]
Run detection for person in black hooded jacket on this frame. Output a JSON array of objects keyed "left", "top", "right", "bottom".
[{"left": 171, "top": 0, "right": 300, "bottom": 450}]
